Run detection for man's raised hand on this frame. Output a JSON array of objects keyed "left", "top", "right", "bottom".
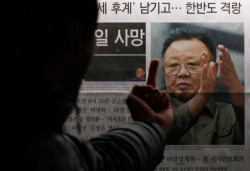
[
  {"left": 126, "top": 59, "right": 173, "bottom": 132},
  {"left": 218, "top": 45, "right": 244, "bottom": 107}
]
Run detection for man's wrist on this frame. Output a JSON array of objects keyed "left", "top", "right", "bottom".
[
  {"left": 197, "top": 90, "right": 212, "bottom": 102},
  {"left": 224, "top": 77, "right": 243, "bottom": 93}
]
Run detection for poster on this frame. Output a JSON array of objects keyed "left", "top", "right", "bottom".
[{"left": 64, "top": 0, "right": 250, "bottom": 170}]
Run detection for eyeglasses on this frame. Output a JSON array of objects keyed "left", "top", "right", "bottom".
[{"left": 162, "top": 61, "right": 201, "bottom": 76}]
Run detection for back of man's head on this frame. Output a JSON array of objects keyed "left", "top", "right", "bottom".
[{"left": 3, "top": 3, "right": 98, "bottom": 134}]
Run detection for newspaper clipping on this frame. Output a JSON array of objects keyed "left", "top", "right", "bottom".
[{"left": 64, "top": 0, "right": 250, "bottom": 170}]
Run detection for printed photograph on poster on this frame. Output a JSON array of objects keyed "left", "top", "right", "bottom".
[
  {"left": 84, "top": 23, "right": 146, "bottom": 81},
  {"left": 151, "top": 22, "right": 244, "bottom": 145}
]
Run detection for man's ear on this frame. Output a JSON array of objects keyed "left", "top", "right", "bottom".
[
  {"left": 162, "top": 63, "right": 167, "bottom": 79},
  {"left": 163, "top": 71, "right": 168, "bottom": 81}
]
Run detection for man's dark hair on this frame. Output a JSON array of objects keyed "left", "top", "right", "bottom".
[
  {"left": 3, "top": 4, "right": 98, "bottom": 65},
  {"left": 137, "top": 66, "right": 145, "bottom": 71},
  {"left": 162, "top": 25, "right": 217, "bottom": 61}
]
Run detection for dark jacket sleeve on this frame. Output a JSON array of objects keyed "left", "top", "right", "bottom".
[{"left": 68, "top": 121, "right": 166, "bottom": 171}]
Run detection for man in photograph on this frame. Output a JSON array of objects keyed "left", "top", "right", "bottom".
[
  {"left": 162, "top": 26, "right": 244, "bottom": 145},
  {"left": 132, "top": 67, "right": 146, "bottom": 80}
]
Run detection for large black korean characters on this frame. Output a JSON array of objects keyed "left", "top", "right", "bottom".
[{"left": 85, "top": 23, "right": 146, "bottom": 81}]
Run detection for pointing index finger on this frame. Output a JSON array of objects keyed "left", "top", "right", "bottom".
[{"left": 146, "top": 59, "right": 159, "bottom": 88}]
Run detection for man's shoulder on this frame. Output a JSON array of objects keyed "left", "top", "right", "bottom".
[
  {"left": 216, "top": 102, "right": 234, "bottom": 112},
  {"left": 215, "top": 102, "right": 237, "bottom": 130}
]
